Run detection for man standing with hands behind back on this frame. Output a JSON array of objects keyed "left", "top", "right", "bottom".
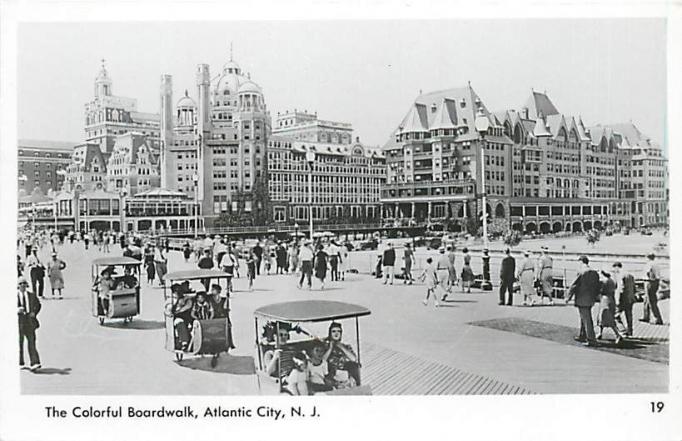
[{"left": 17, "top": 276, "right": 41, "bottom": 371}]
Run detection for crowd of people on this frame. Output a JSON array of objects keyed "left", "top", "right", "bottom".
[{"left": 183, "top": 235, "right": 353, "bottom": 292}]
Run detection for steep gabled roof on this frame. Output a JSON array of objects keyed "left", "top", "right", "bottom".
[
  {"left": 430, "top": 98, "right": 457, "bottom": 130},
  {"left": 533, "top": 116, "right": 552, "bottom": 137},
  {"left": 524, "top": 91, "right": 560, "bottom": 119},
  {"left": 111, "top": 132, "right": 157, "bottom": 165},
  {"left": 604, "top": 122, "right": 652, "bottom": 147},
  {"left": 546, "top": 114, "right": 566, "bottom": 138},
  {"left": 398, "top": 103, "right": 428, "bottom": 133},
  {"left": 72, "top": 143, "right": 108, "bottom": 173}
]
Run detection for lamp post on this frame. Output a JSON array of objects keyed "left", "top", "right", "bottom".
[
  {"left": 306, "top": 150, "right": 316, "bottom": 241},
  {"left": 192, "top": 173, "right": 199, "bottom": 238},
  {"left": 474, "top": 108, "right": 490, "bottom": 250},
  {"left": 119, "top": 188, "right": 128, "bottom": 233}
]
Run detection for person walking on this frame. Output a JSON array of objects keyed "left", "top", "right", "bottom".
[
  {"left": 517, "top": 250, "right": 536, "bottom": 306},
  {"left": 382, "top": 242, "right": 396, "bottom": 285},
  {"left": 154, "top": 243, "right": 168, "bottom": 287},
  {"left": 339, "top": 242, "right": 350, "bottom": 281},
  {"left": 288, "top": 242, "right": 299, "bottom": 274},
  {"left": 144, "top": 244, "right": 156, "bottom": 284},
  {"left": 596, "top": 270, "right": 623, "bottom": 344},
  {"left": 47, "top": 252, "right": 66, "bottom": 299},
  {"left": 436, "top": 247, "right": 451, "bottom": 300},
  {"left": 499, "top": 248, "right": 516, "bottom": 306},
  {"left": 276, "top": 242, "right": 288, "bottom": 274},
  {"left": 612, "top": 261, "right": 636, "bottom": 337},
  {"left": 297, "top": 241, "right": 314, "bottom": 290},
  {"left": 26, "top": 247, "right": 45, "bottom": 299},
  {"left": 566, "top": 256, "right": 600, "bottom": 347},
  {"left": 640, "top": 253, "right": 664, "bottom": 325},
  {"left": 537, "top": 246, "right": 555, "bottom": 305},
  {"left": 328, "top": 241, "right": 340, "bottom": 281},
  {"left": 314, "top": 244, "right": 329, "bottom": 290},
  {"left": 402, "top": 243, "right": 414, "bottom": 285},
  {"left": 17, "top": 276, "right": 41, "bottom": 371},
  {"left": 446, "top": 246, "right": 457, "bottom": 292},
  {"left": 418, "top": 257, "right": 442, "bottom": 307},
  {"left": 253, "top": 242, "right": 263, "bottom": 276},
  {"left": 83, "top": 231, "right": 90, "bottom": 250},
  {"left": 246, "top": 251, "right": 256, "bottom": 291},
  {"left": 460, "top": 248, "right": 474, "bottom": 293},
  {"left": 197, "top": 248, "right": 214, "bottom": 291}
]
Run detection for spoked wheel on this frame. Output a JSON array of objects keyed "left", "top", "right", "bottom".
[
  {"left": 210, "top": 353, "right": 219, "bottom": 368},
  {"left": 175, "top": 351, "right": 184, "bottom": 361},
  {"left": 98, "top": 316, "right": 104, "bottom": 325}
]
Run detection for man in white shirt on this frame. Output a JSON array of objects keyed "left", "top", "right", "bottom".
[
  {"left": 297, "top": 241, "right": 314, "bottom": 289},
  {"left": 641, "top": 253, "right": 664, "bottom": 325},
  {"left": 26, "top": 248, "right": 45, "bottom": 298}
]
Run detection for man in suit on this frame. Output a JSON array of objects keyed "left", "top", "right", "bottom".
[
  {"left": 566, "top": 256, "right": 600, "bottom": 346},
  {"left": 499, "top": 248, "right": 516, "bottom": 306},
  {"left": 612, "top": 261, "right": 636, "bottom": 337},
  {"left": 641, "top": 253, "right": 664, "bottom": 325},
  {"left": 17, "top": 276, "right": 42, "bottom": 371}
]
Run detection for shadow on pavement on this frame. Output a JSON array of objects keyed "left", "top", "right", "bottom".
[
  {"left": 469, "top": 317, "right": 669, "bottom": 364},
  {"left": 442, "top": 299, "right": 477, "bottom": 304},
  {"left": 102, "top": 319, "right": 165, "bottom": 330},
  {"left": 176, "top": 354, "right": 256, "bottom": 375},
  {"left": 33, "top": 367, "right": 72, "bottom": 375}
]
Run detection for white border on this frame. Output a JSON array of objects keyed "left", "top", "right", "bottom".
[{"left": 0, "top": 1, "right": 680, "bottom": 440}]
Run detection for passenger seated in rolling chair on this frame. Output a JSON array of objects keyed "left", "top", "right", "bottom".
[
  {"left": 286, "top": 351, "right": 310, "bottom": 396},
  {"left": 307, "top": 340, "right": 334, "bottom": 393},
  {"left": 262, "top": 322, "right": 293, "bottom": 377},
  {"left": 191, "top": 291, "right": 214, "bottom": 321},
  {"left": 325, "top": 322, "right": 361, "bottom": 387},
  {"left": 114, "top": 266, "right": 138, "bottom": 289},
  {"left": 166, "top": 283, "right": 193, "bottom": 351},
  {"left": 95, "top": 267, "right": 117, "bottom": 316}
]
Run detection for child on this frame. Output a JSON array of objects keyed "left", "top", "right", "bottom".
[
  {"left": 191, "top": 291, "right": 214, "bottom": 321},
  {"left": 286, "top": 351, "right": 310, "bottom": 396},
  {"left": 308, "top": 341, "right": 334, "bottom": 393},
  {"left": 246, "top": 251, "right": 256, "bottom": 291},
  {"left": 419, "top": 257, "right": 441, "bottom": 307}
]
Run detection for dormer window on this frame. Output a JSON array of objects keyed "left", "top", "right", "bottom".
[
  {"left": 460, "top": 99, "right": 466, "bottom": 108},
  {"left": 431, "top": 103, "right": 437, "bottom": 112}
]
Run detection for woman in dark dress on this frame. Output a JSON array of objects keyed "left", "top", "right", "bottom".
[
  {"left": 597, "top": 270, "right": 623, "bottom": 344},
  {"left": 314, "top": 245, "right": 329, "bottom": 290},
  {"left": 460, "top": 247, "right": 474, "bottom": 293}
]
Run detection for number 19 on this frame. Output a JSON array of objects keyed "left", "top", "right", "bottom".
[{"left": 651, "top": 401, "right": 664, "bottom": 413}]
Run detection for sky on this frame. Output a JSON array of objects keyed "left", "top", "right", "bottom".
[{"left": 18, "top": 19, "right": 666, "bottom": 147}]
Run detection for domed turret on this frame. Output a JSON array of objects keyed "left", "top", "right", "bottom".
[
  {"left": 223, "top": 60, "right": 241, "bottom": 75},
  {"left": 176, "top": 90, "right": 197, "bottom": 127},
  {"left": 238, "top": 80, "right": 262, "bottom": 95}
]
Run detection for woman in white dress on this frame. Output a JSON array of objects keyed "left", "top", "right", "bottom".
[
  {"left": 338, "top": 243, "right": 350, "bottom": 281},
  {"left": 516, "top": 250, "right": 536, "bottom": 306}
]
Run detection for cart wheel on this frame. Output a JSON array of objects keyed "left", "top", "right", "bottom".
[
  {"left": 175, "top": 352, "right": 184, "bottom": 361},
  {"left": 98, "top": 316, "right": 104, "bottom": 325},
  {"left": 210, "top": 354, "right": 219, "bottom": 368}
]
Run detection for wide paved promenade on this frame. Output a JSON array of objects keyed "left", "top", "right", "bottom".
[{"left": 20, "top": 239, "right": 668, "bottom": 395}]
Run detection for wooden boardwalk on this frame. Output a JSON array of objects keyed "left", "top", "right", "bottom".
[{"left": 362, "top": 343, "right": 533, "bottom": 395}]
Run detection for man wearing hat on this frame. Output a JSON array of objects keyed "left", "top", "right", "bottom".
[
  {"left": 538, "top": 246, "right": 554, "bottom": 305},
  {"left": 566, "top": 256, "right": 600, "bottom": 346},
  {"left": 641, "top": 253, "right": 664, "bottom": 325},
  {"left": 612, "top": 261, "right": 636, "bottom": 336},
  {"left": 17, "top": 276, "right": 42, "bottom": 371},
  {"left": 26, "top": 247, "right": 45, "bottom": 299}
]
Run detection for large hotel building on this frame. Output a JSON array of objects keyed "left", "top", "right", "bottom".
[
  {"left": 381, "top": 86, "right": 667, "bottom": 232},
  {"left": 268, "top": 111, "right": 386, "bottom": 224}
]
